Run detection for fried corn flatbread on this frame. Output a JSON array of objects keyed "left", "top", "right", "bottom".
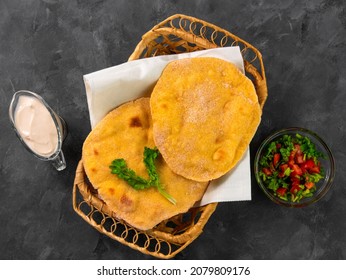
[
  {"left": 150, "top": 57, "right": 261, "bottom": 182},
  {"left": 82, "top": 98, "right": 208, "bottom": 231}
]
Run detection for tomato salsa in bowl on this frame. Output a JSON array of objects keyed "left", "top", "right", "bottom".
[{"left": 254, "top": 127, "right": 335, "bottom": 207}]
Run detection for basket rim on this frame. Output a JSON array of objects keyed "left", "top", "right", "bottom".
[{"left": 129, "top": 14, "right": 266, "bottom": 79}]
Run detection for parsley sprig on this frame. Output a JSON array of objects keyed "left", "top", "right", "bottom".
[{"left": 109, "top": 147, "right": 176, "bottom": 205}]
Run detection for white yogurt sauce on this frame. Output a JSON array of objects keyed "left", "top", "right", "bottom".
[{"left": 14, "top": 95, "right": 58, "bottom": 157}]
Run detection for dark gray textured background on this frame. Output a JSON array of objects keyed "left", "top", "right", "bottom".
[{"left": 1, "top": 0, "right": 345, "bottom": 260}]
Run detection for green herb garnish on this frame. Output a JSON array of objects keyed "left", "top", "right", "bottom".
[{"left": 109, "top": 147, "right": 176, "bottom": 205}]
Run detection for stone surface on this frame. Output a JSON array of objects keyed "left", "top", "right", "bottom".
[{"left": 1, "top": 0, "right": 346, "bottom": 260}]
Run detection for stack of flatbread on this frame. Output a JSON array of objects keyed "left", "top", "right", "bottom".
[{"left": 82, "top": 57, "right": 261, "bottom": 231}]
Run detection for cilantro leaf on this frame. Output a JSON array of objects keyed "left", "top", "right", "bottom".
[
  {"left": 143, "top": 147, "right": 176, "bottom": 205},
  {"left": 110, "top": 147, "right": 176, "bottom": 205},
  {"left": 110, "top": 159, "right": 149, "bottom": 190}
]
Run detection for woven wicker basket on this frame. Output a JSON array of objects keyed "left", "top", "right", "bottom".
[{"left": 73, "top": 14, "right": 267, "bottom": 259}]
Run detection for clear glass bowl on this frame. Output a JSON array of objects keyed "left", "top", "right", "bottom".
[{"left": 254, "top": 127, "right": 335, "bottom": 207}]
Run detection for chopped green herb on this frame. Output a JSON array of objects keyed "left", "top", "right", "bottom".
[
  {"left": 110, "top": 159, "right": 149, "bottom": 190},
  {"left": 110, "top": 147, "right": 176, "bottom": 205}
]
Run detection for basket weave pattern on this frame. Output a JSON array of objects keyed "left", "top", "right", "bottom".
[{"left": 73, "top": 14, "right": 267, "bottom": 259}]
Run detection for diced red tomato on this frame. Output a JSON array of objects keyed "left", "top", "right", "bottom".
[
  {"left": 296, "top": 154, "right": 304, "bottom": 164},
  {"left": 278, "top": 164, "right": 289, "bottom": 178},
  {"left": 305, "top": 181, "right": 315, "bottom": 189},
  {"left": 309, "top": 166, "right": 320, "bottom": 174},
  {"left": 276, "top": 143, "right": 282, "bottom": 149},
  {"left": 262, "top": 167, "right": 272, "bottom": 176},
  {"left": 301, "top": 159, "right": 320, "bottom": 174},
  {"left": 291, "top": 176, "right": 300, "bottom": 182},
  {"left": 290, "top": 177, "right": 300, "bottom": 187},
  {"left": 288, "top": 159, "right": 295, "bottom": 168},
  {"left": 294, "top": 144, "right": 302, "bottom": 154},
  {"left": 290, "top": 184, "right": 301, "bottom": 195},
  {"left": 302, "top": 159, "right": 315, "bottom": 170},
  {"left": 291, "top": 164, "right": 303, "bottom": 176},
  {"left": 276, "top": 187, "right": 287, "bottom": 196},
  {"left": 280, "top": 164, "right": 288, "bottom": 172},
  {"left": 309, "top": 162, "right": 321, "bottom": 174},
  {"left": 289, "top": 150, "right": 296, "bottom": 161},
  {"left": 273, "top": 153, "right": 281, "bottom": 166}
]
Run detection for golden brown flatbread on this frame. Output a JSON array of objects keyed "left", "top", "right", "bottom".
[
  {"left": 150, "top": 57, "right": 261, "bottom": 182},
  {"left": 82, "top": 98, "right": 208, "bottom": 231}
]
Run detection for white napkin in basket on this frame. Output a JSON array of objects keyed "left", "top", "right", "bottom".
[{"left": 83, "top": 46, "right": 252, "bottom": 205}]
